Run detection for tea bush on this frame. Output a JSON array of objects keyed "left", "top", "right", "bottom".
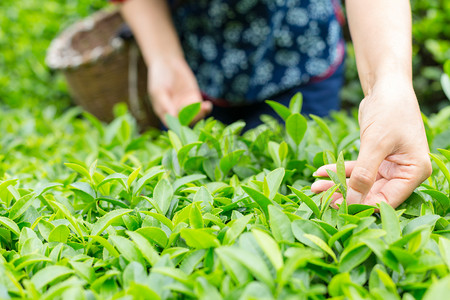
[{"left": 0, "top": 97, "right": 449, "bottom": 299}]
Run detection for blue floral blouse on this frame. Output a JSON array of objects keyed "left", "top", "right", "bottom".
[{"left": 169, "top": 0, "right": 345, "bottom": 105}]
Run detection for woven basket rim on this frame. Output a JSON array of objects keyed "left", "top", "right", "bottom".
[{"left": 46, "top": 8, "right": 124, "bottom": 70}]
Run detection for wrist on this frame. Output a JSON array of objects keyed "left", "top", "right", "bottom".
[{"left": 364, "top": 71, "right": 414, "bottom": 96}]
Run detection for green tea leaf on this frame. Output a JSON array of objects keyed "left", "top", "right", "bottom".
[
  {"left": 127, "top": 167, "right": 141, "bottom": 189},
  {"left": 336, "top": 152, "right": 347, "bottom": 197},
  {"left": 268, "top": 205, "right": 294, "bottom": 243},
  {"left": 339, "top": 244, "right": 372, "bottom": 272},
  {"left": 31, "top": 266, "right": 74, "bottom": 290},
  {"left": 8, "top": 193, "right": 35, "bottom": 220},
  {"left": 220, "top": 150, "right": 246, "bottom": 175},
  {"left": 181, "top": 228, "right": 220, "bottom": 249},
  {"left": 438, "top": 237, "right": 450, "bottom": 270},
  {"left": 0, "top": 216, "right": 20, "bottom": 236},
  {"left": 90, "top": 208, "right": 133, "bottom": 236},
  {"left": 252, "top": 228, "right": 284, "bottom": 271},
  {"left": 64, "top": 163, "right": 91, "bottom": 181},
  {"left": 179, "top": 102, "right": 201, "bottom": 126},
  {"left": 266, "top": 100, "right": 292, "bottom": 121},
  {"left": 289, "top": 186, "right": 320, "bottom": 217},
  {"left": 140, "top": 211, "right": 174, "bottom": 231},
  {"left": 153, "top": 179, "right": 173, "bottom": 215},
  {"left": 189, "top": 202, "right": 204, "bottom": 229},
  {"left": 423, "top": 275, "right": 450, "bottom": 300},
  {"left": 223, "top": 214, "right": 252, "bottom": 245},
  {"left": 127, "top": 231, "right": 160, "bottom": 266},
  {"left": 265, "top": 168, "right": 285, "bottom": 200},
  {"left": 430, "top": 153, "right": 450, "bottom": 187},
  {"left": 136, "top": 227, "right": 169, "bottom": 248},
  {"left": 241, "top": 186, "right": 272, "bottom": 218},
  {"left": 48, "top": 224, "right": 70, "bottom": 243},
  {"left": 215, "top": 246, "right": 274, "bottom": 288},
  {"left": 286, "top": 113, "right": 307, "bottom": 145},
  {"left": 304, "top": 233, "right": 337, "bottom": 262},
  {"left": 109, "top": 235, "right": 145, "bottom": 264},
  {"left": 173, "top": 174, "right": 207, "bottom": 192},
  {"left": 310, "top": 114, "right": 336, "bottom": 148},
  {"left": 380, "top": 201, "right": 401, "bottom": 244},
  {"left": 289, "top": 92, "right": 303, "bottom": 114}
]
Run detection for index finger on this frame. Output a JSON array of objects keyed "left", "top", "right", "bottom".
[{"left": 315, "top": 161, "right": 357, "bottom": 177}]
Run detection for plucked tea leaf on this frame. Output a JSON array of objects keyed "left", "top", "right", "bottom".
[{"left": 178, "top": 102, "right": 201, "bottom": 126}]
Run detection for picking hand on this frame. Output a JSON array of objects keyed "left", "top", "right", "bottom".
[
  {"left": 311, "top": 79, "right": 432, "bottom": 208},
  {"left": 148, "top": 57, "right": 212, "bottom": 125}
]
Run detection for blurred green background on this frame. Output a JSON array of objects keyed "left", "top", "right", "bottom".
[{"left": 0, "top": 0, "right": 449, "bottom": 115}]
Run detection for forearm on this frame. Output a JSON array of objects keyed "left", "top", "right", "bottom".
[
  {"left": 119, "top": 0, "right": 184, "bottom": 65},
  {"left": 345, "top": 0, "right": 413, "bottom": 95}
]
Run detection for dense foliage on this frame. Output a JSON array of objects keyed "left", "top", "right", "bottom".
[
  {"left": 0, "top": 0, "right": 106, "bottom": 110},
  {"left": 1, "top": 98, "right": 450, "bottom": 299}
]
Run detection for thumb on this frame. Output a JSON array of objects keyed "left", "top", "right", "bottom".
[{"left": 347, "top": 140, "right": 388, "bottom": 204}]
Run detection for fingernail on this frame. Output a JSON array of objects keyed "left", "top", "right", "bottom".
[
  {"left": 312, "top": 171, "right": 318, "bottom": 177},
  {"left": 347, "top": 188, "right": 363, "bottom": 203}
]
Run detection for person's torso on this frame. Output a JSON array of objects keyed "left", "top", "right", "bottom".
[{"left": 171, "top": 0, "right": 345, "bottom": 104}]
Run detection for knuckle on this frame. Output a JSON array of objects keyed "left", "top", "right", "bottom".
[
  {"left": 418, "top": 157, "right": 432, "bottom": 179},
  {"left": 350, "top": 166, "right": 375, "bottom": 190}
]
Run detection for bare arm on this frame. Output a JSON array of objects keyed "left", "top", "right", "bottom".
[
  {"left": 120, "top": 0, "right": 184, "bottom": 64},
  {"left": 346, "top": 0, "right": 412, "bottom": 94},
  {"left": 119, "top": 0, "right": 211, "bottom": 123},
  {"left": 312, "top": 0, "right": 432, "bottom": 208}
]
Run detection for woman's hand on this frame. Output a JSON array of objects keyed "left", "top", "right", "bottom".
[
  {"left": 148, "top": 57, "right": 212, "bottom": 125},
  {"left": 311, "top": 78, "right": 432, "bottom": 208}
]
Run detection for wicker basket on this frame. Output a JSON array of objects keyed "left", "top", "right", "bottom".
[{"left": 46, "top": 9, "right": 159, "bottom": 129}]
